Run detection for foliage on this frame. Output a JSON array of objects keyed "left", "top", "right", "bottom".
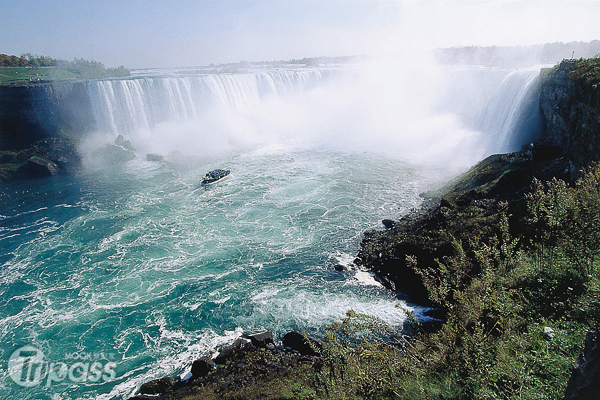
[
  {"left": 307, "top": 164, "right": 600, "bottom": 399},
  {"left": 565, "top": 57, "right": 600, "bottom": 89}
]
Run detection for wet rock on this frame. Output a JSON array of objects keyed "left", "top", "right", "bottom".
[
  {"left": 146, "top": 153, "right": 163, "bottom": 162},
  {"left": 214, "top": 338, "right": 256, "bottom": 365},
  {"left": 16, "top": 156, "right": 59, "bottom": 178},
  {"left": 96, "top": 143, "right": 136, "bottom": 163},
  {"left": 191, "top": 356, "right": 214, "bottom": 379},
  {"left": 382, "top": 219, "right": 396, "bottom": 229},
  {"left": 248, "top": 331, "right": 274, "bottom": 349},
  {"left": 115, "top": 134, "right": 135, "bottom": 151},
  {"left": 282, "top": 331, "right": 322, "bottom": 357},
  {"left": 440, "top": 198, "right": 454, "bottom": 209},
  {"left": 128, "top": 395, "right": 157, "bottom": 400},
  {"left": 333, "top": 264, "right": 346, "bottom": 271},
  {"left": 139, "top": 376, "right": 176, "bottom": 395}
]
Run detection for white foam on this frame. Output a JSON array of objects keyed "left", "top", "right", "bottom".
[
  {"left": 98, "top": 327, "right": 244, "bottom": 400},
  {"left": 353, "top": 269, "right": 384, "bottom": 288}
]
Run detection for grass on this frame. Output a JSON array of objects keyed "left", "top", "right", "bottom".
[
  {"left": 0, "top": 66, "right": 80, "bottom": 85},
  {"left": 0, "top": 67, "right": 52, "bottom": 84}
]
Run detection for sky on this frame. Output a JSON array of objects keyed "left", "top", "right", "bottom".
[{"left": 1, "top": 0, "right": 600, "bottom": 69}]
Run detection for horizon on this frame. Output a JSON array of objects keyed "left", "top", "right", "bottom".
[{"left": 2, "top": 1, "right": 600, "bottom": 69}]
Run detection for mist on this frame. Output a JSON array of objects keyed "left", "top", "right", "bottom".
[{"left": 80, "top": 46, "right": 545, "bottom": 177}]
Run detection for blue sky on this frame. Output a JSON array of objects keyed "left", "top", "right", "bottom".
[{"left": 1, "top": 0, "right": 600, "bottom": 68}]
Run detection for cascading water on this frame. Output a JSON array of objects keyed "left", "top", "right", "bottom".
[
  {"left": 87, "top": 68, "right": 332, "bottom": 137},
  {"left": 0, "top": 61, "right": 544, "bottom": 400}
]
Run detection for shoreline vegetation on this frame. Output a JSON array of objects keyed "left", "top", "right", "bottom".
[
  {"left": 125, "top": 58, "right": 600, "bottom": 399},
  {"left": 0, "top": 53, "right": 129, "bottom": 85}
]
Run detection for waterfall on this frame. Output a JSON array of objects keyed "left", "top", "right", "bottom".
[
  {"left": 436, "top": 66, "right": 543, "bottom": 154},
  {"left": 86, "top": 68, "right": 331, "bottom": 137},
  {"left": 479, "top": 70, "right": 543, "bottom": 152},
  {"left": 82, "top": 63, "right": 544, "bottom": 166}
]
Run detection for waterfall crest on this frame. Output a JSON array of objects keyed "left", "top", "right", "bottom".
[
  {"left": 83, "top": 64, "right": 543, "bottom": 167},
  {"left": 87, "top": 68, "right": 331, "bottom": 136}
]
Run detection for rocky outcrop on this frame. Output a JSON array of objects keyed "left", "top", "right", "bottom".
[
  {"left": 139, "top": 376, "right": 176, "bottom": 395},
  {"left": 190, "top": 356, "right": 214, "bottom": 379},
  {"left": 539, "top": 60, "right": 600, "bottom": 167},
  {"left": 0, "top": 83, "right": 93, "bottom": 151},
  {"left": 248, "top": 331, "right": 274, "bottom": 349},
  {"left": 564, "top": 325, "right": 600, "bottom": 400},
  {"left": 0, "top": 133, "right": 81, "bottom": 181},
  {"left": 282, "top": 330, "right": 323, "bottom": 356},
  {"left": 128, "top": 331, "right": 323, "bottom": 400},
  {"left": 357, "top": 152, "right": 574, "bottom": 308}
]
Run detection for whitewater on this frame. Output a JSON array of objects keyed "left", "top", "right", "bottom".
[{"left": 0, "top": 60, "right": 543, "bottom": 399}]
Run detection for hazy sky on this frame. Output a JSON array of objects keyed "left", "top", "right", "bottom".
[{"left": 1, "top": 0, "right": 600, "bottom": 68}]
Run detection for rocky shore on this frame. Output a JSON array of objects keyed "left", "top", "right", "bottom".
[
  {"left": 127, "top": 330, "right": 324, "bottom": 400},
  {"left": 355, "top": 59, "right": 600, "bottom": 399},
  {"left": 0, "top": 131, "right": 81, "bottom": 181}
]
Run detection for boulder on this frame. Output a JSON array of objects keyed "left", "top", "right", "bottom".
[
  {"left": 333, "top": 264, "right": 346, "bottom": 271},
  {"left": 248, "top": 331, "right": 274, "bottom": 349},
  {"left": 96, "top": 143, "right": 136, "bottom": 163},
  {"left": 115, "top": 135, "right": 135, "bottom": 151},
  {"left": 382, "top": 219, "right": 396, "bottom": 229},
  {"left": 146, "top": 153, "right": 164, "bottom": 162},
  {"left": 191, "top": 355, "right": 214, "bottom": 379},
  {"left": 139, "top": 376, "right": 176, "bottom": 395},
  {"left": 564, "top": 326, "right": 600, "bottom": 400},
  {"left": 282, "top": 331, "right": 322, "bottom": 357},
  {"left": 214, "top": 338, "right": 256, "bottom": 365},
  {"left": 16, "top": 156, "right": 59, "bottom": 178}
]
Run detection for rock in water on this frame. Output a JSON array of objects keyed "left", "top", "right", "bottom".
[
  {"left": 146, "top": 153, "right": 163, "bottom": 162},
  {"left": 16, "top": 156, "right": 59, "bottom": 178},
  {"left": 139, "top": 376, "right": 176, "bottom": 394},
  {"left": 248, "top": 331, "right": 274, "bottom": 349},
  {"left": 214, "top": 338, "right": 256, "bottom": 365},
  {"left": 282, "top": 331, "right": 322, "bottom": 356},
  {"left": 96, "top": 143, "right": 136, "bottom": 163},
  {"left": 191, "top": 356, "right": 214, "bottom": 379},
  {"left": 382, "top": 219, "right": 396, "bottom": 229},
  {"left": 115, "top": 134, "right": 135, "bottom": 151}
]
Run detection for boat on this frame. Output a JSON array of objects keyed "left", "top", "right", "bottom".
[{"left": 201, "top": 169, "right": 230, "bottom": 185}]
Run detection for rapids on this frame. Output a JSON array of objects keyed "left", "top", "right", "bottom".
[{"left": 0, "top": 61, "right": 543, "bottom": 399}]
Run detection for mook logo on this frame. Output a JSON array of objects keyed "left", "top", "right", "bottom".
[{"left": 8, "top": 345, "right": 117, "bottom": 388}]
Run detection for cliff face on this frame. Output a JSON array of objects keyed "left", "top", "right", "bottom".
[
  {"left": 0, "top": 82, "right": 94, "bottom": 150},
  {"left": 539, "top": 60, "right": 600, "bottom": 167}
]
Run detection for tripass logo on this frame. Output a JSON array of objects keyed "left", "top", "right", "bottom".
[{"left": 8, "top": 345, "right": 117, "bottom": 388}]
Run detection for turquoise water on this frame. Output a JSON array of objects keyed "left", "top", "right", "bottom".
[
  {"left": 0, "top": 147, "right": 438, "bottom": 399},
  {"left": 0, "top": 62, "right": 542, "bottom": 399}
]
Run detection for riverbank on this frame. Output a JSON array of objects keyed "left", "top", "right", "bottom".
[{"left": 121, "top": 58, "right": 600, "bottom": 399}]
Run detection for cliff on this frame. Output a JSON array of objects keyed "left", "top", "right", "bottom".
[
  {"left": 0, "top": 82, "right": 95, "bottom": 181},
  {"left": 539, "top": 59, "right": 600, "bottom": 168},
  {"left": 0, "top": 82, "right": 94, "bottom": 150}
]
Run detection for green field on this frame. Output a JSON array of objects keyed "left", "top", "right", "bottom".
[{"left": 0, "top": 67, "right": 79, "bottom": 85}]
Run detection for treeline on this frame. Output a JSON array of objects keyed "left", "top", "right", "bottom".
[
  {"left": 0, "top": 53, "right": 129, "bottom": 78},
  {"left": 436, "top": 40, "right": 600, "bottom": 67},
  {"left": 1, "top": 53, "right": 60, "bottom": 67},
  {"left": 55, "top": 58, "right": 130, "bottom": 79}
]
